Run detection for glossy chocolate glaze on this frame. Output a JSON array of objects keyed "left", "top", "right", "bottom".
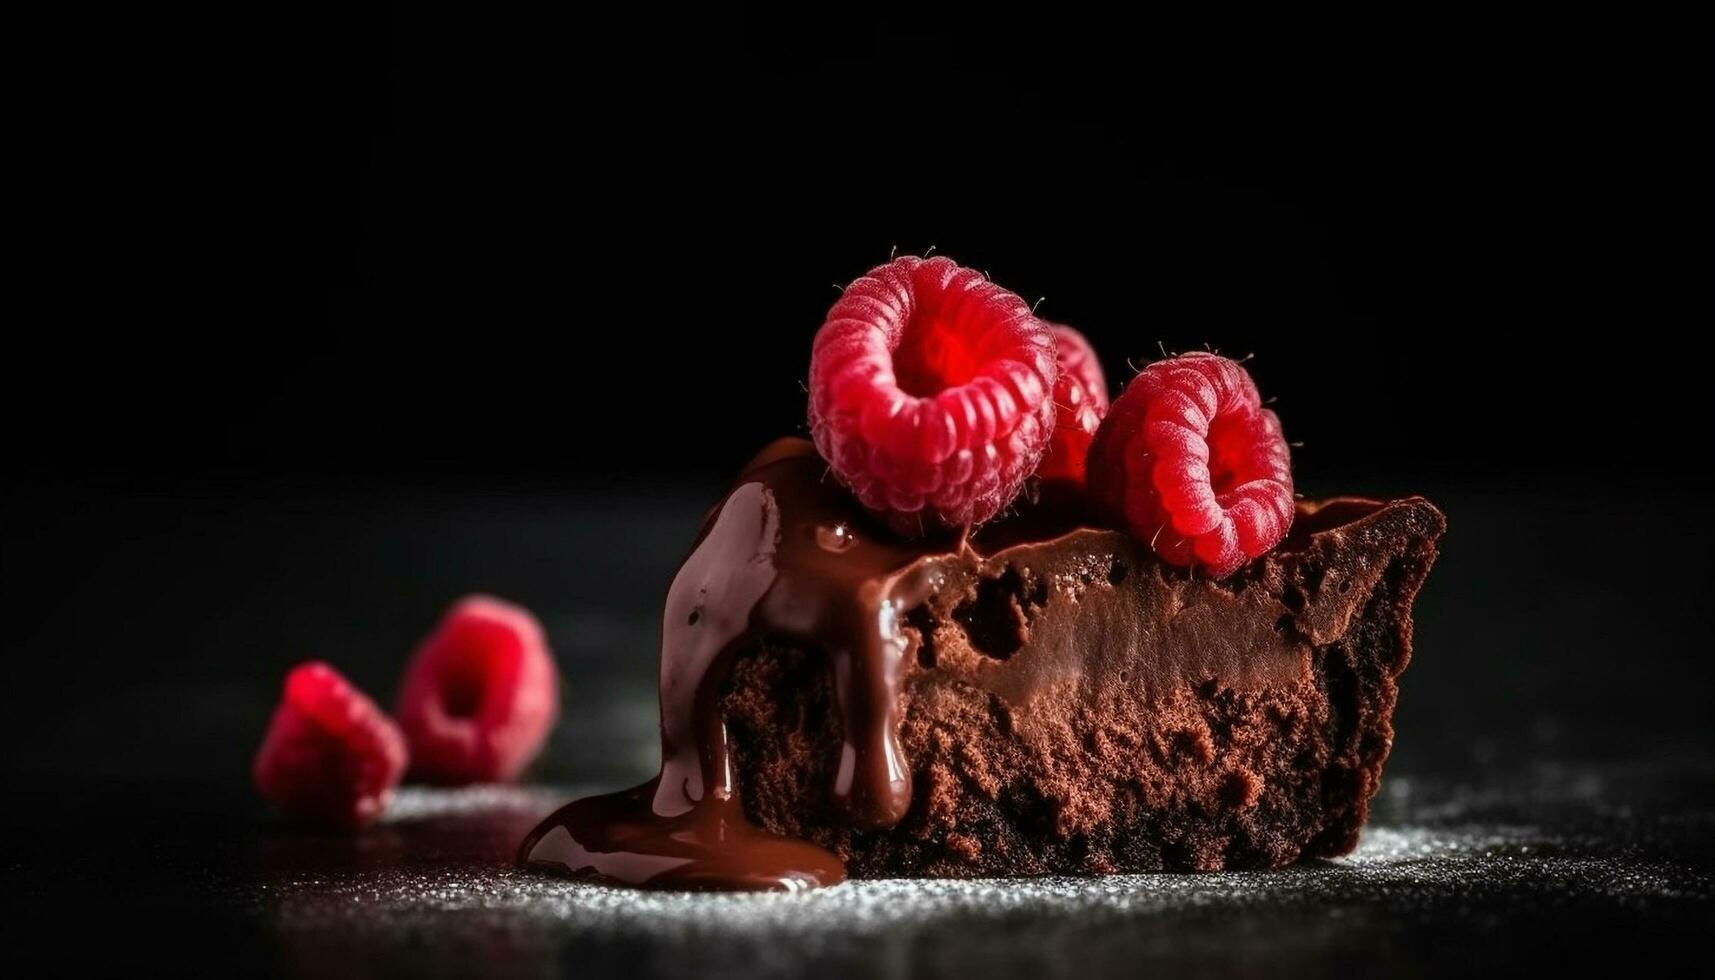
[
  {"left": 518, "top": 439, "right": 932, "bottom": 890},
  {"left": 517, "top": 438, "right": 1388, "bottom": 891}
]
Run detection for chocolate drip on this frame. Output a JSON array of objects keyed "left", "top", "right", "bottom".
[
  {"left": 518, "top": 438, "right": 1398, "bottom": 891},
  {"left": 519, "top": 439, "right": 934, "bottom": 889}
]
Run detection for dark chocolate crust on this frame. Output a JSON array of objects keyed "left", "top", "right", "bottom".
[{"left": 721, "top": 496, "right": 1445, "bottom": 876}]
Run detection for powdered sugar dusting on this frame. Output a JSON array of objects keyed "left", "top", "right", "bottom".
[
  {"left": 250, "top": 781, "right": 1711, "bottom": 977},
  {"left": 267, "top": 818, "right": 1708, "bottom": 932}
]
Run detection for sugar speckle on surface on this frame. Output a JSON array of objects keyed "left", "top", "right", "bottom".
[{"left": 247, "top": 776, "right": 1712, "bottom": 978}]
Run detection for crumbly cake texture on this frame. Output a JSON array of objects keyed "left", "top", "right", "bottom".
[{"left": 721, "top": 497, "right": 1445, "bottom": 877}]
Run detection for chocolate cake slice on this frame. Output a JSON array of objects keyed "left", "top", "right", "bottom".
[
  {"left": 520, "top": 438, "right": 1444, "bottom": 887},
  {"left": 723, "top": 487, "right": 1444, "bottom": 876}
]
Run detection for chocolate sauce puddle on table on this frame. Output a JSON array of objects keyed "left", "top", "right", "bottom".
[{"left": 519, "top": 439, "right": 939, "bottom": 890}]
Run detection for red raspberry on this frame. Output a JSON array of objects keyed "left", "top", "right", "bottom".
[
  {"left": 1086, "top": 352, "right": 1294, "bottom": 577},
  {"left": 253, "top": 661, "right": 408, "bottom": 827},
  {"left": 808, "top": 255, "right": 1058, "bottom": 535},
  {"left": 1035, "top": 324, "right": 1110, "bottom": 485},
  {"left": 395, "top": 595, "right": 558, "bottom": 784}
]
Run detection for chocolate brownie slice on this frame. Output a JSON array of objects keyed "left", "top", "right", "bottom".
[{"left": 721, "top": 495, "right": 1444, "bottom": 876}]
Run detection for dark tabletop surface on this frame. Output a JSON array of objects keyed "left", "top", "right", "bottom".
[
  {"left": 3, "top": 477, "right": 1712, "bottom": 977},
  {"left": 5, "top": 1, "right": 1711, "bottom": 973}
]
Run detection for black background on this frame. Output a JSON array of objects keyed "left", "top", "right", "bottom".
[
  {"left": 3, "top": 3, "right": 1711, "bottom": 974},
  {"left": 8, "top": 3, "right": 1711, "bottom": 489}
]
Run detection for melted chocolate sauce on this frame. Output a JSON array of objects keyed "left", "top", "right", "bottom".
[
  {"left": 519, "top": 439, "right": 941, "bottom": 890},
  {"left": 518, "top": 438, "right": 1386, "bottom": 891}
]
